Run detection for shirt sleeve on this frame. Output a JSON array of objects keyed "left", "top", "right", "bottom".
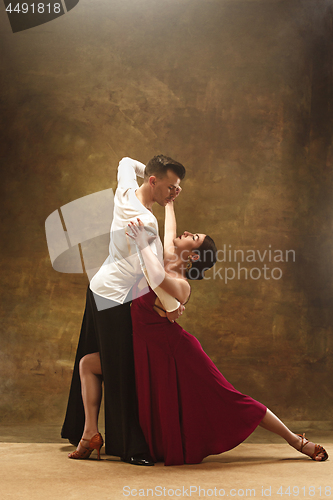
[
  {"left": 135, "top": 244, "right": 180, "bottom": 312},
  {"left": 117, "top": 157, "right": 146, "bottom": 190}
]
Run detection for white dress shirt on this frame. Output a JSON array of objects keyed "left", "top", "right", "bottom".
[{"left": 89, "top": 157, "right": 179, "bottom": 311}]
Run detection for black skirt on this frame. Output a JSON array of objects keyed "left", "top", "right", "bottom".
[{"left": 61, "top": 286, "right": 149, "bottom": 459}]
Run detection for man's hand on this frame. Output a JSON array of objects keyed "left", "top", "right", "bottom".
[{"left": 166, "top": 304, "right": 185, "bottom": 323}]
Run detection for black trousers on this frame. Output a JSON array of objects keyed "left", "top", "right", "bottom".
[{"left": 61, "top": 286, "right": 149, "bottom": 459}]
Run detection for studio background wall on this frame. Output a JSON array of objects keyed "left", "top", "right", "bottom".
[{"left": 0, "top": 0, "right": 332, "bottom": 426}]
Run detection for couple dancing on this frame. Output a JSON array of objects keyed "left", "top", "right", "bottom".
[{"left": 61, "top": 155, "right": 328, "bottom": 465}]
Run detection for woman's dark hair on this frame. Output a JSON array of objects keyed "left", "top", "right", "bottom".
[
  {"left": 145, "top": 154, "right": 186, "bottom": 181},
  {"left": 186, "top": 235, "right": 217, "bottom": 281}
]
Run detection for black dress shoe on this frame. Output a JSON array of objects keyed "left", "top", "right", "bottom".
[{"left": 122, "top": 453, "right": 155, "bottom": 466}]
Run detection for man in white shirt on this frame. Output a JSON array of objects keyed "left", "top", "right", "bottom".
[{"left": 61, "top": 155, "right": 186, "bottom": 465}]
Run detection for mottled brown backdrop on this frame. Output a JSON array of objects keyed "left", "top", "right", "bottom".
[{"left": 0, "top": 0, "right": 332, "bottom": 427}]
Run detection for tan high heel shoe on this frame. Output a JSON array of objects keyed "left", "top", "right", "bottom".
[
  {"left": 297, "top": 433, "right": 328, "bottom": 461},
  {"left": 68, "top": 433, "right": 104, "bottom": 460}
]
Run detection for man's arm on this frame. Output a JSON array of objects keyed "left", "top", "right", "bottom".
[
  {"left": 127, "top": 220, "right": 190, "bottom": 305},
  {"left": 117, "top": 157, "right": 145, "bottom": 190}
]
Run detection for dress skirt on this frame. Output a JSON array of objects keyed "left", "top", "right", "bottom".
[
  {"left": 61, "top": 286, "right": 149, "bottom": 460},
  {"left": 131, "top": 288, "right": 267, "bottom": 466}
]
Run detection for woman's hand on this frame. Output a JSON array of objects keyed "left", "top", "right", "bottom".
[
  {"left": 126, "top": 218, "right": 154, "bottom": 250},
  {"left": 166, "top": 186, "right": 182, "bottom": 204}
]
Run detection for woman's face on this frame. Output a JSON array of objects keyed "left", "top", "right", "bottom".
[{"left": 173, "top": 231, "right": 206, "bottom": 256}]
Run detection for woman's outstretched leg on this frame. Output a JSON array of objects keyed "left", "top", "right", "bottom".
[
  {"left": 259, "top": 409, "right": 328, "bottom": 461},
  {"left": 68, "top": 352, "right": 103, "bottom": 458}
]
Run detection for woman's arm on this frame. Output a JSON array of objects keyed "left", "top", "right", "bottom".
[
  {"left": 163, "top": 201, "right": 177, "bottom": 265},
  {"left": 127, "top": 220, "right": 190, "bottom": 304}
]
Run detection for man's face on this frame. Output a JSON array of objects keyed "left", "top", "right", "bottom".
[{"left": 151, "top": 169, "right": 182, "bottom": 207}]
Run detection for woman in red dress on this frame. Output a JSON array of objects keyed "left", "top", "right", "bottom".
[{"left": 126, "top": 202, "right": 328, "bottom": 466}]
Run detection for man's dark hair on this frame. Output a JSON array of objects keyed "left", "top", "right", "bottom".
[
  {"left": 145, "top": 155, "right": 186, "bottom": 181},
  {"left": 186, "top": 235, "right": 217, "bottom": 281}
]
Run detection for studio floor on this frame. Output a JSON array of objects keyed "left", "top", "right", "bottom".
[{"left": 1, "top": 425, "right": 332, "bottom": 500}]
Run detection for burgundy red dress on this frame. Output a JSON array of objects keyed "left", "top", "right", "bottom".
[{"left": 131, "top": 288, "right": 267, "bottom": 466}]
